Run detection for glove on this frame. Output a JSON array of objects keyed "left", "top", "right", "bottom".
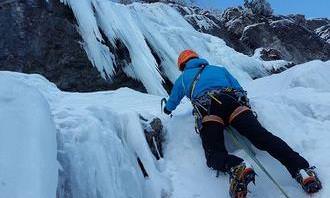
[{"left": 163, "top": 107, "right": 172, "bottom": 115}]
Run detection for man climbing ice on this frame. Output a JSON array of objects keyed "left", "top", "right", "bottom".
[{"left": 163, "top": 49, "right": 322, "bottom": 198}]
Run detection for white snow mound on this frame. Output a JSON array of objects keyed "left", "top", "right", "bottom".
[{"left": 0, "top": 74, "right": 58, "bottom": 198}]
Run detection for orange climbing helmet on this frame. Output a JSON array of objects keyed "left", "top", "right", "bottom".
[{"left": 177, "top": 49, "right": 199, "bottom": 71}]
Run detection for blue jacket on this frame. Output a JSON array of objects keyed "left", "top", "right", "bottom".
[{"left": 165, "top": 58, "right": 243, "bottom": 111}]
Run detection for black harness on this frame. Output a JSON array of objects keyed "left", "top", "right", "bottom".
[{"left": 187, "top": 66, "right": 251, "bottom": 133}]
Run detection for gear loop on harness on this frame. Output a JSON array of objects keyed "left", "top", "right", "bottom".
[
  {"left": 228, "top": 106, "right": 251, "bottom": 124},
  {"left": 202, "top": 115, "right": 225, "bottom": 125}
]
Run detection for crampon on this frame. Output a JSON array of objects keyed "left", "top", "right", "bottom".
[
  {"left": 229, "top": 163, "right": 256, "bottom": 198},
  {"left": 296, "top": 166, "right": 322, "bottom": 194}
]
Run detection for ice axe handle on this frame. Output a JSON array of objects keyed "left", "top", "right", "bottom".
[
  {"left": 161, "top": 98, "right": 172, "bottom": 117},
  {"left": 161, "top": 98, "right": 167, "bottom": 113}
]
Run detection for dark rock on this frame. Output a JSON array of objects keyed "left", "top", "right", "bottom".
[
  {"left": 315, "top": 24, "right": 330, "bottom": 43},
  {"left": 0, "top": 0, "right": 146, "bottom": 92},
  {"left": 1, "top": 0, "right": 330, "bottom": 92},
  {"left": 243, "top": 0, "right": 273, "bottom": 17},
  {"left": 260, "top": 48, "right": 282, "bottom": 61},
  {"left": 306, "top": 18, "right": 330, "bottom": 31},
  {"left": 172, "top": 5, "right": 251, "bottom": 54},
  {"left": 222, "top": 7, "right": 252, "bottom": 36},
  {"left": 288, "top": 14, "right": 306, "bottom": 26},
  {"left": 140, "top": 116, "right": 165, "bottom": 160},
  {"left": 173, "top": 3, "right": 330, "bottom": 64},
  {"left": 241, "top": 20, "right": 330, "bottom": 63}
]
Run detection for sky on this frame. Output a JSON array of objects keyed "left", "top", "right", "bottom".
[{"left": 195, "top": 0, "right": 330, "bottom": 18}]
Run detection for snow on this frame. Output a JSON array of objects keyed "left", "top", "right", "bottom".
[
  {"left": 2, "top": 59, "right": 330, "bottom": 198},
  {"left": 270, "top": 19, "right": 294, "bottom": 26},
  {"left": 261, "top": 60, "right": 292, "bottom": 72},
  {"left": 253, "top": 48, "right": 264, "bottom": 59},
  {"left": 178, "top": 5, "right": 221, "bottom": 31},
  {"left": 315, "top": 25, "right": 330, "bottom": 43},
  {"left": 0, "top": 74, "right": 58, "bottom": 198},
  {"left": 244, "top": 60, "right": 330, "bottom": 197},
  {"left": 248, "top": 60, "right": 330, "bottom": 93},
  {"left": 2, "top": 1, "right": 329, "bottom": 197},
  {"left": 253, "top": 48, "right": 293, "bottom": 73},
  {"left": 59, "top": 1, "right": 268, "bottom": 94},
  {"left": 165, "top": 60, "right": 330, "bottom": 198},
  {"left": 184, "top": 14, "right": 218, "bottom": 31},
  {"left": 243, "top": 22, "right": 265, "bottom": 33}
]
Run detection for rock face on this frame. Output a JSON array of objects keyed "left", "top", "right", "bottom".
[
  {"left": 0, "top": 0, "right": 146, "bottom": 92},
  {"left": 0, "top": 0, "right": 329, "bottom": 92},
  {"left": 315, "top": 24, "right": 330, "bottom": 43},
  {"left": 174, "top": 5, "right": 252, "bottom": 54},
  {"left": 140, "top": 116, "right": 165, "bottom": 160},
  {"left": 173, "top": 2, "right": 330, "bottom": 64},
  {"left": 259, "top": 48, "right": 282, "bottom": 61}
]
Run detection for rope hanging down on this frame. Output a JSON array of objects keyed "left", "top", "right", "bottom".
[{"left": 227, "top": 126, "right": 291, "bottom": 198}]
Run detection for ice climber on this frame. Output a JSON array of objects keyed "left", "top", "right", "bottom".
[{"left": 163, "top": 50, "right": 322, "bottom": 197}]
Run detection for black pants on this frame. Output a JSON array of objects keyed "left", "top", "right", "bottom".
[{"left": 198, "top": 93, "right": 309, "bottom": 177}]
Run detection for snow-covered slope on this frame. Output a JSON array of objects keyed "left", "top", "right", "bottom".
[
  {"left": 61, "top": 1, "right": 268, "bottom": 95},
  {"left": 1, "top": 59, "right": 329, "bottom": 198},
  {"left": 0, "top": 74, "right": 58, "bottom": 198},
  {"left": 163, "top": 60, "right": 330, "bottom": 198},
  {"left": 1, "top": 1, "right": 329, "bottom": 198}
]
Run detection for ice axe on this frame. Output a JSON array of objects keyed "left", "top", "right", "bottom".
[{"left": 161, "top": 98, "right": 172, "bottom": 117}]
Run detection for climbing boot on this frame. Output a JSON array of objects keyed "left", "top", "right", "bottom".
[
  {"left": 295, "top": 166, "right": 322, "bottom": 194},
  {"left": 229, "top": 162, "right": 256, "bottom": 198}
]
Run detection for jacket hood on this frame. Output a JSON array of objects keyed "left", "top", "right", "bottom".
[{"left": 184, "top": 58, "right": 209, "bottom": 70}]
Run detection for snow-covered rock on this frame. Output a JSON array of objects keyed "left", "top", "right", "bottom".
[
  {"left": 243, "top": 0, "right": 273, "bottom": 16},
  {"left": 253, "top": 48, "right": 295, "bottom": 74},
  {"left": 316, "top": 25, "right": 330, "bottom": 43},
  {"left": 173, "top": 5, "right": 221, "bottom": 32},
  {"left": 240, "top": 18, "right": 330, "bottom": 63},
  {"left": 174, "top": 2, "right": 330, "bottom": 64}
]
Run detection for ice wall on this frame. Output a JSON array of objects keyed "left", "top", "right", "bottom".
[
  {"left": 60, "top": 0, "right": 268, "bottom": 95},
  {"left": 0, "top": 74, "right": 58, "bottom": 198}
]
